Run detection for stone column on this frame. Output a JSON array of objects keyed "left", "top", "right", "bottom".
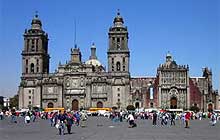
[{"left": 158, "top": 87, "right": 161, "bottom": 108}]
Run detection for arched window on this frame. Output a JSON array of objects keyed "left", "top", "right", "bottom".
[
  {"left": 30, "top": 63, "right": 34, "bottom": 73},
  {"left": 36, "top": 59, "right": 39, "bottom": 65},
  {"left": 97, "top": 101, "right": 103, "bottom": 108},
  {"left": 47, "top": 102, "right": 54, "bottom": 108},
  {"left": 26, "top": 39, "right": 30, "bottom": 51},
  {"left": 26, "top": 67, "right": 28, "bottom": 73},
  {"left": 116, "top": 62, "right": 121, "bottom": 71}
]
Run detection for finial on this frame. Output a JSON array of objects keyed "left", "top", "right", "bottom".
[
  {"left": 117, "top": 9, "right": 120, "bottom": 15},
  {"left": 91, "top": 42, "right": 96, "bottom": 48},
  {"left": 35, "top": 11, "right": 39, "bottom": 18}
]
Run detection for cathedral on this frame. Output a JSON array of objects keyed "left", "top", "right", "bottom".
[{"left": 18, "top": 12, "right": 219, "bottom": 112}]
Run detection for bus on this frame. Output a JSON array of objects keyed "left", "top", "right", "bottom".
[
  {"left": 44, "top": 108, "right": 65, "bottom": 113},
  {"left": 87, "top": 108, "right": 112, "bottom": 116},
  {"left": 88, "top": 107, "right": 112, "bottom": 112}
]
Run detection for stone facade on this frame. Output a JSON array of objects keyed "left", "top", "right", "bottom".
[
  {"left": 18, "top": 12, "right": 219, "bottom": 111},
  {"left": 18, "top": 12, "right": 130, "bottom": 110}
]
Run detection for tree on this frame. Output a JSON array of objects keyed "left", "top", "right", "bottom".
[
  {"left": 126, "top": 105, "right": 135, "bottom": 111},
  {"left": 9, "top": 94, "right": 19, "bottom": 109},
  {"left": 190, "top": 106, "right": 200, "bottom": 113}
]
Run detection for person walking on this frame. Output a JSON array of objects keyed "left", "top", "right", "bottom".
[
  {"left": 57, "top": 111, "right": 66, "bottom": 135},
  {"left": 74, "top": 112, "right": 80, "bottom": 126},
  {"left": 66, "top": 113, "right": 73, "bottom": 134},
  {"left": 152, "top": 112, "right": 157, "bottom": 125}
]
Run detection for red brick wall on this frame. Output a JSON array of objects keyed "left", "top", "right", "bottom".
[{"left": 189, "top": 79, "right": 202, "bottom": 109}]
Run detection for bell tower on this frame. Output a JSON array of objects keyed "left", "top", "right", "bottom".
[
  {"left": 107, "top": 11, "right": 130, "bottom": 73},
  {"left": 22, "top": 13, "right": 50, "bottom": 76}
]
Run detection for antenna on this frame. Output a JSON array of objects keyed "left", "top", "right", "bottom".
[{"left": 74, "top": 19, "right": 77, "bottom": 48}]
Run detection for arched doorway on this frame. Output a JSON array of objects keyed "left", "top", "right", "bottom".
[
  {"left": 208, "top": 104, "right": 213, "bottom": 112},
  {"left": 170, "top": 97, "right": 177, "bottom": 109},
  {"left": 72, "top": 99, "right": 79, "bottom": 111},
  {"left": 135, "top": 102, "right": 140, "bottom": 109},
  {"left": 97, "top": 101, "right": 103, "bottom": 108},
  {"left": 47, "top": 102, "right": 54, "bottom": 108}
]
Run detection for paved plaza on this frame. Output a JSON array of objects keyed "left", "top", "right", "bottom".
[{"left": 0, "top": 117, "right": 219, "bottom": 140}]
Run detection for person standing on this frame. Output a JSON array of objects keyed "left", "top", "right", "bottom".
[
  {"left": 0, "top": 111, "right": 4, "bottom": 120},
  {"left": 185, "top": 111, "right": 191, "bottom": 128},
  {"left": 210, "top": 112, "right": 217, "bottom": 126},
  {"left": 32, "top": 111, "right": 36, "bottom": 122},
  {"left": 80, "top": 111, "right": 88, "bottom": 127},
  {"left": 25, "top": 113, "right": 31, "bottom": 123},
  {"left": 170, "top": 112, "right": 176, "bottom": 126},
  {"left": 152, "top": 112, "right": 157, "bottom": 125},
  {"left": 11, "top": 109, "right": 17, "bottom": 123}
]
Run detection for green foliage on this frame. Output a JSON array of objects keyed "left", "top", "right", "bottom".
[
  {"left": 190, "top": 106, "right": 200, "bottom": 113},
  {"left": 126, "top": 105, "right": 135, "bottom": 111},
  {"left": 9, "top": 94, "right": 19, "bottom": 109}
]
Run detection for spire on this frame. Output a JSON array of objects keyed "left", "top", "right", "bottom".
[
  {"left": 113, "top": 9, "right": 124, "bottom": 26},
  {"left": 89, "top": 42, "right": 97, "bottom": 60},
  {"left": 73, "top": 19, "right": 77, "bottom": 48},
  {"left": 31, "top": 11, "right": 42, "bottom": 30}
]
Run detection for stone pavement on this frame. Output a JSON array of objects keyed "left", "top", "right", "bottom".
[{"left": 0, "top": 117, "right": 219, "bottom": 140}]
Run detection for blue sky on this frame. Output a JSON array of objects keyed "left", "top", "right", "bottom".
[{"left": 0, "top": 0, "right": 219, "bottom": 97}]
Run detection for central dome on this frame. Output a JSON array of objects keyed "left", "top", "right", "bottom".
[{"left": 85, "top": 59, "right": 101, "bottom": 66}]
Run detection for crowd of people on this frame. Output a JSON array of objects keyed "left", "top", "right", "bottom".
[
  {"left": 0, "top": 108, "right": 219, "bottom": 135},
  {"left": 108, "top": 110, "right": 219, "bottom": 128}
]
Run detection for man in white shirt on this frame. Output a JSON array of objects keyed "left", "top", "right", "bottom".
[{"left": 127, "top": 112, "right": 135, "bottom": 128}]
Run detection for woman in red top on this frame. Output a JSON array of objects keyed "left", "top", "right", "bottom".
[{"left": 185, "top": 112, "right": 191, "bottom": 128}]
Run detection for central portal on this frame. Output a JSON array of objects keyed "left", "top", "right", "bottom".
[
  {"left": 72, "top": 99, "right": 79, "bottom": 111},
  {"left": 170, "top": 97, "right": 177, "bottom": 109}
]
